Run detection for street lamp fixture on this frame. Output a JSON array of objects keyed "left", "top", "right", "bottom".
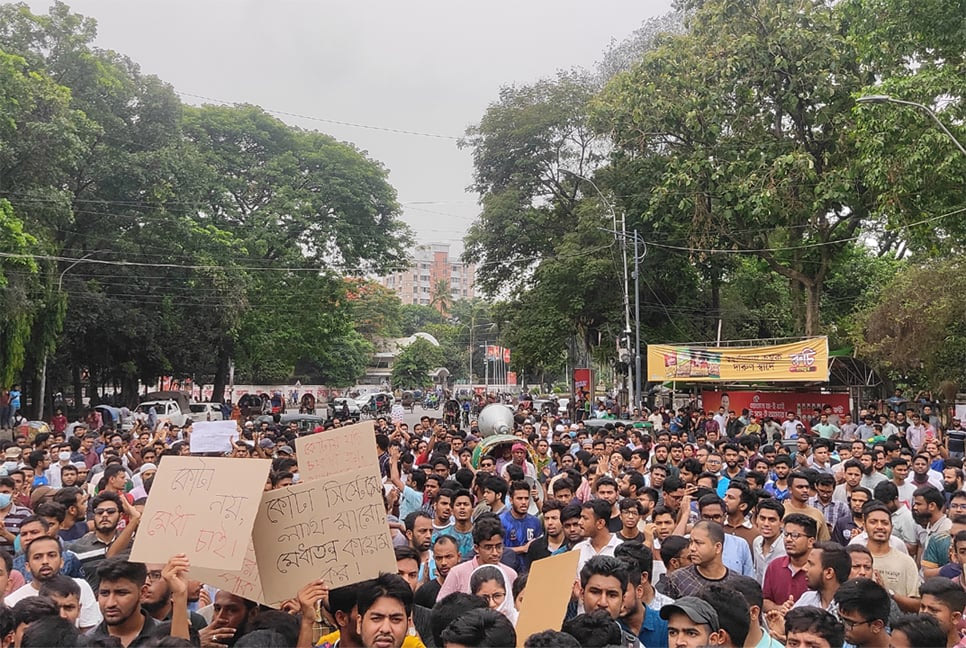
[{"left": 857, "top": 94, "right": 966, "bottom": 156}]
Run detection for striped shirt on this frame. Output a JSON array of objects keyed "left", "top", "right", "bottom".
[{"left": 0, "top": 505, "right": 31, "bottom": 554}]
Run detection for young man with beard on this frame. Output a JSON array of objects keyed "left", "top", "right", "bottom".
[
  {"left": 764, "top": 456, "right": 792, "bottom": 502},
  {"left": 862, "top": 501, "right": 920, "bottom": 612},
  {"left": 832, "top": 486, "right": 871, "bottom": 544},
  {"left": 67, "top": 492, "right": 140, "bottom": 592},
  {"left": 753, "top": 500, "right": 787, "bottom": 583},
  {"left": 430, "top": 489, "right": 453, "bottom": 533},
  {"left": 500, "top": 480, "right": 543, "bottom": 572},
  {"left": 661, "top": 596, "right": 725, "bottom": 648},
  {"left": 413, "top": 536, "right": 459, "bottom": 609},
  {"left": 832, "top": 458, "right": 862, "bottom": 502},
  {"left": 762, "top": 514, "right": 815, "bottom": 612},
  {"left": 5, "top": 535, "right": 102, "bottom": 630},
  {"left": 723, "top": 481, "right": 760, "bottom": 550},
  {"left": 570, "top": 556, "right": 640, "bottom": 647},
  {"left": 793, "top": 542, "right": 848, "bottom": 613},
  {"left": 833, "top": 578, "right": 891, "bottom": 648},
  {"left": 433, "top": 489, "right": 474, "bottom": 560},
  {"left": 871, "top": 481, "right": 919, "bottom": 556},
  {"left": 909, "top": 453, "right": 943, "bottom": 490},
  {"left": 561, "top": 503, "right": 584, "bottom": 548},
  {"left": 356, "top": 574, "right": 414, "bottom": 648},
  {"left": 89, "top": 557, "right": 190, "bottom": 647},
  {"left": 573, "top": 499, "right": 622, "bottom": 574},
  {"left": 403, "top": 511, "right": 433, "bottom": 566},
  {"left": 888, "top": 457, "right": 916, "bottom": 508},
  {"left": 783, "top": 473, "right": 831, "bottom": 542},
  {"left": 526, "top": 499, "right": 571, "bottom": 564},
  {"left": 615, "top": 556, "right": 668, "bottom": 648},
  {"left": 316, "top": 583, "right": 363, "bottom": 648},
  {"left": 915, "top": 485, "right": 954, "bottom": 577},
  {"left": 809, "top": 473, "right": 849, "bottom": 536},
  {"left": 141, "top": 561, "right": 207, "bottom": 632},
  {"left": 666, "top": 521, "right": 746, "bottom": 599}
]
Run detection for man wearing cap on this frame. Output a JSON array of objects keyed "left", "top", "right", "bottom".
[
  {"left": 500, "top": 442, "right": 537, "bottom": 481},
  {"left": 661, "top": 596, "right": 723, "bottom": 648}
]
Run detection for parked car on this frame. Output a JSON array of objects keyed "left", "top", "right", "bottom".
[
  {"left": 256, "top": 413, "right": 327, "bottom": 435},
  {"left": 187, "top": 402, "right": 225, "bottom": 423},
  {"left": 132, "top": 400, "right": 191, "bottom": 428}
]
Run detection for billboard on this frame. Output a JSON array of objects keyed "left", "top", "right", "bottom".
[
  {"left": 647, "top": 337, "right": 829, "bottom": 383},
  {"left": 702, "top": 390, "right": 850, "bottom": 420}
]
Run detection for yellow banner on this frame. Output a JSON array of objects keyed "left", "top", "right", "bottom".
[{"left": 647, "top": 337, "right": 829, "bottom": 383}]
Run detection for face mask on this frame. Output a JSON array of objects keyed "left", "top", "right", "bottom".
[
  {"left": 0, "top": 493, "right": 11, "bottom": 509},
  {"left": 59, "top": 451, "right": 71, "bottom": 462},
  {"left": 292, "top": 472, "right": 300, "bottom": 484}
]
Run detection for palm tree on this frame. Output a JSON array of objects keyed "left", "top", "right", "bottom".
[{"left": 429, "top": 278, "right": 452, "bottom": 315}]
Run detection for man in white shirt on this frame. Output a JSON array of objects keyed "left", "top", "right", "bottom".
[
  {"left": 713, "top": 408, "right": 728, "bottom": 435},
  {"left": 5, "top": 536, "right": 101, "bottom": 630},
  {"left": 781, "top": 412, "right": 801, "bottom": 439}
]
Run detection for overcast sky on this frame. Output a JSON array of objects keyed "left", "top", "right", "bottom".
[{"left": 28, "top": 0, "right": 673, "bottom": 255}]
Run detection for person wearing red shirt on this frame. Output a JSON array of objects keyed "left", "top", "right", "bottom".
[{"left": 762, "top": 513, "right": 815, "bottom": 611}]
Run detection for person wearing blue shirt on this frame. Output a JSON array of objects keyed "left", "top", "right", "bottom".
[
  {"left": 8, "top": 386, "right": 20, "bottom": 419},
  {"left": 499, "top": 481, "right": 543, "bottom": 573},
  {"left": 433, "top": 489, "right": 475, "bottom": 560},
  {"left": 698, "top": 494, "right": 754, "bottom": 577},
  {"left": 618, "top": 567, "right": 669, "bottom": 648}
]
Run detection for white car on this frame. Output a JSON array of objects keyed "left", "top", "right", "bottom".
[
  {"left": 187, "top": 402, "right": 225, "bottom": 422},
  {"left": 330, "top": 398, "right": 361, "bottom": 421}
]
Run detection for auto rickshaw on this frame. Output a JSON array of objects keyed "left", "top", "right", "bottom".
[
  {"left": 299, "top": 393, "right": 316, "bottom": 414},
  {"left": 400, "top": 391, "right": 416, "bottom": 413}
]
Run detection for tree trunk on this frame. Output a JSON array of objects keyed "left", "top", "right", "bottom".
[
  {"left": 72, "top": 364, "right": 82, "bottom": 412},
  {"left": 804, "top": 281, "right": 822, "bottom": 336},
  {"left": 211, "top": 338, "right": 231, "bottom": 404}
]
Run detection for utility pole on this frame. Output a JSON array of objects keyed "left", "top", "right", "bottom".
[{"left": 633, "top": 230, "right": 642, "bottom": 413}]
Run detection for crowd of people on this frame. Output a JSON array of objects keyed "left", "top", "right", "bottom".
[{"left": 0, "top": 395, "right": 963, "bottom": 647}]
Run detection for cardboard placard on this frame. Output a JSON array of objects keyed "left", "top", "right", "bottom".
[
  {"left": 252, "top": 467, "right": 396, "bottom": 604},
  {"left": 189, "top": 539, "right": 268, "bottom": 606},
  {"left": 189, "top": 420, "right": 238, "bottom": 454},
  {"left": 294, "top": 420, "right": 378, "bottom": 482},
  {"left": 131, "top": 456, "right": 271, "bottom": 570},
  {"left": 514, "top": 550, "right": 581, "bottom": 647}
]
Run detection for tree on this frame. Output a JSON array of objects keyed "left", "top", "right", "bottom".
[
  {"left": 845, "top": 0, "right": 964, "bottom": 254},
  {"left": 429, "top": 278, "right": 451, "bottom": 315},
  {"left": 594, "top": 0, "right": 875, "bottom": 335},
  {"left": 399, "top": 304, "right": 443, "bottom": 336},
  {"left": 853, "top": 258, "right": 966, "bottom": 391},
  {"left": 390, "top": 338, "right": 442, "bottom": 390},
  {"left": 346, "top": 279, "right": 402, "bottom": 339}
]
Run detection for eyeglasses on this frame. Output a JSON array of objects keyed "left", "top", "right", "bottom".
[
  {"left": 479, "top": 592, "right": 505, "bottom": 605},
  {"left": 478, "top": 543, "right": 503, "bottom": 553},
  {"left": 94, "top": 508, "right": 119, "bottom": 516},
  {"left": 146, "top": 570, "right": 163, "bottom": 582},
  {"left": 783, "top": 532, "right": 814, "bottom": 541},
  {"left": 838, "top": 616, "right": 872, "bottom": 630}
]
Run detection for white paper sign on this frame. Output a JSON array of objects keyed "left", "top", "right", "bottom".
[{"left": 189, "top": 420, "right": 238, "bottom": 454}]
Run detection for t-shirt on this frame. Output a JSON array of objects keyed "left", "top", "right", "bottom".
[
  {"left": 665, "top": 565, "right": 747, "bottom": 599},
  {"left": 499, "top": 510, "right": 543, "bottom": 571},
  {"left": 432, "top": 524, "right": 474, "bottom": 560},
  {"left": 5, "top": 578, "right": 102, "bottom": 628},
  {"left": 872, "top": 547, "right": 920, "bottom": 597},
  {"left": 399, "top": 486, "right": 424, "bottom": 520}
]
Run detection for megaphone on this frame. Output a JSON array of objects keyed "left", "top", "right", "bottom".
[{"left": 477, "top": 403, "right": 514, "bottom": 438}]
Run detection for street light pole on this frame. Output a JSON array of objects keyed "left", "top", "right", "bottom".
[
  {"left": 38, "top": 250, "right": 106, "bottom": 420},
  {"left": 857, "top": 94, "right": 966, "bottom": 156},
  {"left": 560, "top": 168, "right": 634, "bottom": 411}
]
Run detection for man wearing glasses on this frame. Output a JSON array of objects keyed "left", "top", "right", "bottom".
[
  {"left": 142, "top": 562, "right": 208, "bottom": 631},
  {"left": 67, "top": 491, "right": 141, "bottom": 591},
  {"left": 832, "top": 578, "right": 891, "bottom": 648},
  {"left": 762, "top": 514, "right": 816, "bottom": 612}
]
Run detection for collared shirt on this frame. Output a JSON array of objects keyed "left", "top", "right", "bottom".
[
  {"left": 86, "top": 611, "right": 161, "bottom": 648},
  {"left": 620, "top": 605, "right": 668, "bottom": 648},
  {"left": 724, "top": 517, "right": 760, "bottom": 552},
  {"left": 435, "top": 557, "right": 517, "bottom": 603},
  {"left": 794, "top": 589, "right": 840, "bottom": 615},
  {"left": 754, "top": 534, "right": 787, "bottom": 583},
  {"left": 809, "top": 496, "right": 850, "bottom": 530},
  {"left": 7, "top": 577, "right": 102, "bottom": 628},
  {"left": 646, "top": 589, "right": 675, "bottom": 611},
  {"left": 67, "top": 531, "right": 131, "bottom": 591},
  {"left": 762, "top": 556, "right": 809, "bottom": 606},
  {"left": 573, "top": 533, "right": 622, "bottom": 575}
]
